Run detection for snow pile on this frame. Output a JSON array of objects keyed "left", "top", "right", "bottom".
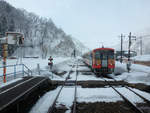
[
  {"left": 114, "top": 61, "right": 150, "bottom": 85},
  {"left": 132, "top": 55, "right": 150, "bottom": 61},
  {"left": 114, "top": 62, "right": 127, "bottom": 75}
]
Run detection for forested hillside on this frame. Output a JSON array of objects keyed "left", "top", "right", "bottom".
[{"left": 0, "top": 0, "right": 88, "bottom": 58}]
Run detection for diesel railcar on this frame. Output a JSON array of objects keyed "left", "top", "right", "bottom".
[{"left": 83, "top": 48, "right": 115, "bottom": 75}]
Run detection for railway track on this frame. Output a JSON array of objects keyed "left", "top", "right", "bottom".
[
  {"left": 102, "top": 76, "right": 150, "bottom": 113},
  {"left": 81, "top": 59, "right": 150, "bottom": 113},
  {"left": 72, "top": 60, "right": 78, "bottom": 113},
  {"left": 47, "top": 59, "right": 78, "bottom": 113}
]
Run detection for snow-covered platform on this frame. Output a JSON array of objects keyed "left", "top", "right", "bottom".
[{"left": 0, "top": 76, "right": 50, "bottom": 113}]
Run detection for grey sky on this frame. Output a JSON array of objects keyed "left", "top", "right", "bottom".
[{"left": 6, "top": 0, "right": 150, "bottom": 49}]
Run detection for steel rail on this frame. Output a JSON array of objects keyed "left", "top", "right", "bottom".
[
  {"left": 125, "top": 86, "right": 150, "bottom": 105},
  {"left": 72, "top": 60, "right": 78, "bottom": 113},
  {"left": 112, "top": 77, "right": 150, "bottom": 106},
  {"left": 47, "top": 60, "right": 76, "bottom": 113},
  {"left": 102, "top": 78, "right": 144, "bottom": 113},
  {"left": 83, "top": 60, "right": 147, "bottom": 113}
]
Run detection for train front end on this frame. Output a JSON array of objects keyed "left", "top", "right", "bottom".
[{"left": 92, "top": 48, "right": 115, "bottom": 74}]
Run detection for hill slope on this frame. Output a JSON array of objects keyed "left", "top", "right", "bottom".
[{"left": 0, "top": 0, "right": 88, "bottom": 58}]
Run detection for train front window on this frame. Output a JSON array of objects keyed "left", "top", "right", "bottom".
[{"left": 96, "top": 50, "right": 114, "bottom": 60}]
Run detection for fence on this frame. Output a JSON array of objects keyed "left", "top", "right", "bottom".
[{"left": 0, "top": 64, "right": 32, "bottom": 83}]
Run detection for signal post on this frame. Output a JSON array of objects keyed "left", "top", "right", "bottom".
[
  {"left": 0, "top": 32, "right": 24, "bottom": 83},
  {"left": 2, "top": 44, "right": 8, "bottom": 83}
]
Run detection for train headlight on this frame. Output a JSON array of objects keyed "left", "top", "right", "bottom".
[{"left": 96, "top": 60, "right": 101, "bottom": 65}]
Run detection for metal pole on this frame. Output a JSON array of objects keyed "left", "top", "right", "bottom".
[
  {"left": 121, "top": 34, "right": 123, "bottom": 63},
  {"left": 14, "top": 65, "right": 16, "bottom": 79},
  {"left": 22, "top": 64, "right": 24, "bottom": 77},
  {"left": 3, "top": 44, "right": 8, "bottom": 83},
  {"left": 140, "top": 37, "right": 142, "bottom": 55},
  {"left": 127, "top": 32, "right": 132, "bottom": 73},
  {"left": 74, "top": 49, "right": 76, "bottom": 58},
  {"left": 37, "top": 63, "right": 40, "bottom": 75},
  {"left": 128, "top": 32, "right": 131, "bottom": 62}
]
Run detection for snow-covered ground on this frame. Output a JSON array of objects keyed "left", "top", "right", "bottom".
[
  {"left": 0, "top": 57, "right": 72, "bottom": 85},
  {"left": 1, "top": 56, "right": 150, "bottom": 113},
  {"left": 132, "top": 54, "right": 150, "bottom": 61},
  {"left": 114, "top": 61, "right": 150, "bottom": 85},
  {"left": 1, "top": 56, "right": 150, "bottom": 85},
  {"left": 29, "top": 86, "right": 123, "bottom": 113},
  {"left": 29, "top": 86, "right": 150, "bottom": 113}
]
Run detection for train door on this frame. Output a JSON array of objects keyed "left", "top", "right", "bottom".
[{"left": 100, "top": 51, "right": 108, "bottom": 68}]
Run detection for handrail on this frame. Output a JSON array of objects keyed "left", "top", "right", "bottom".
[
  {"left": 0, "top": 64, "right": 32, "bottom": 83},
  {"left": 0, "top": 64, "right": 23, "bottom": 68},
  {"left": 22, "top": 64, "right": 32, "bottom": 76}
]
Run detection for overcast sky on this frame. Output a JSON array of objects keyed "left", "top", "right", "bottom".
[{"left": 6, "top": 0, "right": 150, "bottom": 49}]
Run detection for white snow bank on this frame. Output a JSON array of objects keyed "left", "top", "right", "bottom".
[
  {"left": 114, "top": 61, "right": 127, "bottom": 75},
  {"left": 115, "top": 61, "right": 150, "bottom": 74},
  {"left": 132, "top": 55, "right": 150, "bottom": 61},
  {"left": 113, "top": 61, "right": 150, "bottom": 85},
  {"left": 115, "top": 71, "right": 150, "bottom": 85},
  {"left": 131, "top": 63, "right": 150, "bottom": 73}
]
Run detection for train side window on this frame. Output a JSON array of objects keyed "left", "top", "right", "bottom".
[{"left": 95, "top": 51, "right": 100, "bottom": 59}]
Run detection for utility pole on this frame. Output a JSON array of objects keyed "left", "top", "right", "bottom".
[
  {"left": 73, "top": 49, "right": 76, "bottom": 58},
  {"left": 140, "top": 37, "right": 142, "bottom": 55},
  {"left": 127, "top": 32, "right": 136, "bottom": 72},
  {"left": 128, "top": 32, "right": 131, "bottom": 63},
  {"left": 119, "top": 34, "right": 125, "bottom": 63}
]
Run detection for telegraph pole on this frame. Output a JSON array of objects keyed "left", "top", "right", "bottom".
[
  {"left": 127, "top": 32, "right": 136, "bottom": 72},
  {"left": 73, "top": 49, "right": 76, "bottom": 58},
  {"left": 128, "top": 32, "right": 131, "bottom": 63},
  {"left": 140, "top": 37, "right": 142, "bottom": 55},
  {"left": 119, "top": 34, "right": 125, "bottom": 63}
]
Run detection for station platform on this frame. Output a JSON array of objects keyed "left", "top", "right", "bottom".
[{"left": 0, "top": 76, "right": 51, "bottom": 113}]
